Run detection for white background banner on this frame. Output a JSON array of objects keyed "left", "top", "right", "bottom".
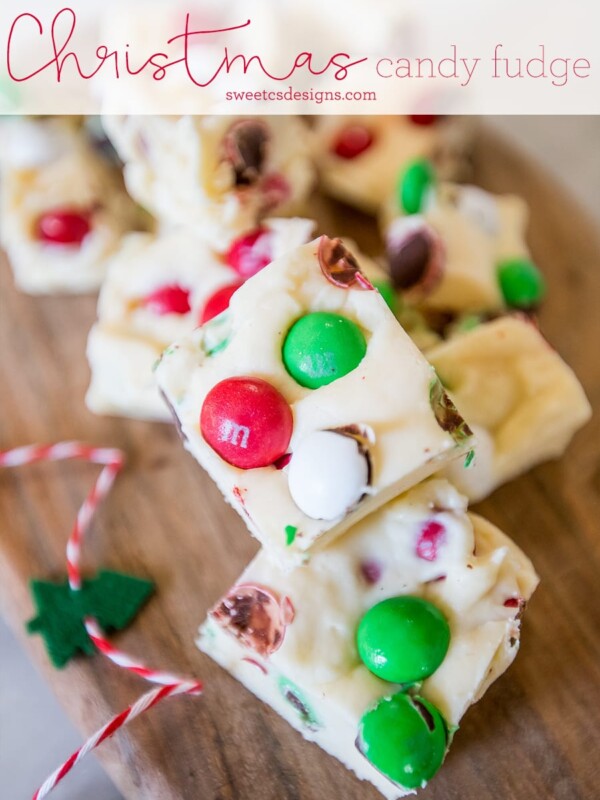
[{"left": 1, "top": 0, "right": 598, "bottom": 114}]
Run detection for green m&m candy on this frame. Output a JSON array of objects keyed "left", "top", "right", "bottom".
[
  {"left": 282, "top": 312, "right": 367, "bottom": 389},
  {"left": 358, "top": 692, "right": 447, "bottom": 788},
  {"left": 497, "top": 257, "right": 546, "bottom": 309},
  {"left": 357, "top": 596, "right": 450, "bottom": 683},
  {"left": 397, "top": 158, "right": 435, "bottom": 215}
]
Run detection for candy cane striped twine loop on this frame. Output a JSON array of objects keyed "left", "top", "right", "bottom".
[
  {"left": 0, "top": 442, "right": 203, "bottom": 799},
  {"left": 32, "top": 681, "right": 202, "bottom": 800}
]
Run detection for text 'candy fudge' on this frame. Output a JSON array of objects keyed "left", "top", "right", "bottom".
[
  {"left": 86, "top": 218, "right": 315, "bottom": 421},
  {"left": 156, "top": 236, "right": 474, "bottom": 565},
  {"left": 103, "top": 115, "right": 315, "bottom": 249},
  {"left": 382, "top": 162, "right": 545, "bottom": 316},
  {"left": 199, "top": 479, "right": 539, "bottom": 799},
  {"left": 428, "top": 315, "right": 592, "bottom": 501}
]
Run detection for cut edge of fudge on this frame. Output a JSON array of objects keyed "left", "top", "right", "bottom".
[
  {"left": 86, "top": 324, "right": 171, "bottom": 422},
  {"left": 197, "top": 625, "right": 414, "bottom": 800},
  {"left": 429, "top": 315, "right": 592, "bottom": 501}
]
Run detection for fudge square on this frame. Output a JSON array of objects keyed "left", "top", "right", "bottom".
[
  {"left": 0, "top": 117, "right": 143, "bottom": 295},
  {"left": 156, "top": 236, "right": 473, "bottom": 564},
  {"left": 314, "top": 116, "right": 473, "bottom": 215},
  {"left": 198, "top": 479, "right": 539, "bottom": 798},
  {"left": 381, "top": 167, "right": 541, "bottom": 317},
  {"left": 103, "top": 115, "right": 315, "bottom": 250},
  {"left": 429, "top": 315, "right": 592, "bottom": 502}
]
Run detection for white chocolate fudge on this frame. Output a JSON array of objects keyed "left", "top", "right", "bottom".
[
  {"left": 0, "top": 118, "right": 145, "bottom": 295},
  {"left": 382, "top": 180, "right": 533, "bottom": 315},
  {"left": 0, "top": 117, "right": 81, "bottom": 172},
  {"left": 428, "top": 316, "right": 592, "bottom": 501},
  {"left": 103, "top": 115, "right": 315, "bottom": 249},
  {"left": 198, "top": 479, "right": 539, "bottom": 799},
  {"left": 315, "top": 116, "right": 472, "bottom": 215},
  {"left": 86, "top": 218, "right": 315, "bottom": 421},
  {"left": 156, "top": 236, "right": 473, "bottom": 565}
]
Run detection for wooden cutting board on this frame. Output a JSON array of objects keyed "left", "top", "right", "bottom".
[{"left": 1, "top": 124, "right": 599, "bottom": 800}]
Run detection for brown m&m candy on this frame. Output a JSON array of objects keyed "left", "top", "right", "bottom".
[
  {"left": 222, "top": 119, "right": 270, "bottom": 186},
  {"left": 200, "top": 377, "right": 293, "bottom": 469},
  {"left": 386, "top": 217, "right": 445, "bottom": 297}
]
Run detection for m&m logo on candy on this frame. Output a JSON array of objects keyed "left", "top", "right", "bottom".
[{"left": 200, "top": 377, "right": 293, "bottom": 469}]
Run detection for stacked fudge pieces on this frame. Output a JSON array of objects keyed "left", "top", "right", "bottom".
[
  {"left": 2, "top": 114, "right": 592, "bottom": 796},
  {"left": 378, "top": 157, "right": 592, "bottom": 500},
  {"left": 155, "top": 235, "right": 541, "bottom": 796},
  {"left": 148, "top": 123, "right": 588, "bottom": 793},
  {"left": 86, "top": 116, "right": 317, "bottom": 420}
]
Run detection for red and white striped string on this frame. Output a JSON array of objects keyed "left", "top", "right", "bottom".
[{"left": 0, "top": 442, "right": 203, "bottom": 800}]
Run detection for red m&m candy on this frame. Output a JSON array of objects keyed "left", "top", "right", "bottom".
[
  {"left": 200, "top": 281, "right": 244, "bottom": 324},
  {"left": 226, "top": 228, "right": 273, "bottom": 279},
  {"left": 141, "top": 284, "right": 191, "bottom": 315},
  {"left": 37, "top": 209, "right": 91, "bottom": 246},
  {"left": 408, "top": 114, "right": 441, "bottom": 126},
  {"left": 332, "top": 125, "right": 375, "bottom": 159},
  {"left": 200, "top": 377, "right": 293, "bottom": 469}
]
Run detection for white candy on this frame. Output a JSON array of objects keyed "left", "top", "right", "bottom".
[
  {"left": 385, "top": 213, "right": 429, "bottom": 248},
  {"left": 455, "top": 185, "right": 500, "bottom": 236},
  {"left": 288, "top": 430, "right": 369, "bottom": 521}
]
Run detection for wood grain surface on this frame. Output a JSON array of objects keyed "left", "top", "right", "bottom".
[{"left": 1, "top": 124, "right": 599, "bottom": 800}]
